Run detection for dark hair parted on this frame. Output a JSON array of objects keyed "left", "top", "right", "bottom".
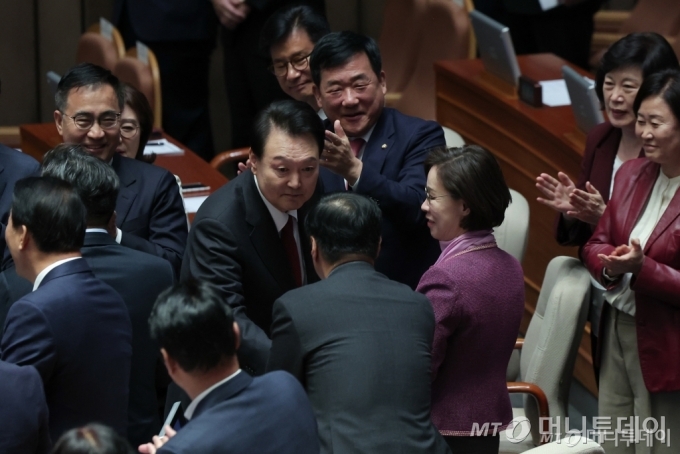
[
  {"left": 304, "top": 192, "right": 382, "bottom": 264},
  {"left": 56, "top": 63, "right": 124, "bottom": 112},
  {"left": 424, "top": 145, "right": 510, "bottom": 231},
  {"left": 122, "top": 83, "right": 155, "bottom": 163},
  {"left": 149, "top": 280, "right": 237, "bottom": 373},
  {"left": 633, "top": 68, "right": 680, "bottom": 121},
  {"left": 596, "top": 33, "right": 678, "bottom": 106},
  {"left": 51, "top": 424, "right": 134, "bottom": 454},
  {"left": 260, "top": 5, "right": 330, "bottom": 57},
  {"left": 41, "top": 144, "right": 120, "bottom": 227},
  {"left": 10, "top": 176, "right": 86, "bottom": 253},
  {"left": 251, "top": 99, "right": 324, "bottom": 159},
  {"left": 310, "top": 31, "right": 382, "bottom": 87}
]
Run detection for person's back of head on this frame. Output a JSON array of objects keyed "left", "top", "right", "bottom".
[
  {"left": 260, "top": 5, "right": 330, "bottom": 56},
  {"left": 305, "top": 192, "right": 382, "bottom": 270},
  {"left": 149, "top": 280, "right": 239, "bottom": 394},
  {"left": 41, "top": 143, "right": 120, "bottom": 228},
  {"left": 309, "top": 31, "right": 382, "bottom": 86},
  {"left": 51, "top": 424, "right": 133, "bottom": 454},
  {"left": 9, "top": 176, "right": 86, "bottom": 256}
]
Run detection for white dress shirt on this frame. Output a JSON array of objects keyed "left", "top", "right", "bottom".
[
  {"left": 32, "top": 257, "right": 82, "bottom": 291},
  {"left": 183, "top": 369, "right": 242, "bottom": 420}
]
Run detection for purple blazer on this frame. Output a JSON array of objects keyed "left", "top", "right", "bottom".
[{"left": 417, "top": 245, "right": 524, "bottom": 435}]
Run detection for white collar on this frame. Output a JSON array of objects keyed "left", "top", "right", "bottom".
[
  {"left": 183, "top": 369, "right": 242, "bottom": 420},
  {"left": 85, "top": 228, "right": 109, "bottom": 234},
  {"left": 33, "top": 257, "right": 82, "bottom": 291},
  {"left": 317, "top": 109, "right": 327, "bottom": 120},
  {"left": 350, "top": 123, "right": 376, "bottom": 144},
  {"left": 253, "top": 175, "right": 298, "bottom": 232}
]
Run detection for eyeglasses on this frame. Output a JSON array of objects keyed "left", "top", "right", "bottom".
[
  {"left": 120, "top": 122, "right": 139, "bottom": 139},
  {"left": 269, "top": 53, "right": 312, "bottom": 77},
  {"left": 424, "top": 188, "right": 451, "bottom": 203},
  {"left": 62, "top": 112, "right": 121, "bottom": 131}
]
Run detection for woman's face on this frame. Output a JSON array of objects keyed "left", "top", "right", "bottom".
[
  {"left": 116, "top": 104, "right": 141, "bottom": 159},
  {"left": 421, "top": 166, "right": 469, "bottom": 242},
  {"left": 636, "top": 94, "right": 680, "bottom": 175},
  {"left": 603, "top": 66, "right": 643, "bottom": 129}
]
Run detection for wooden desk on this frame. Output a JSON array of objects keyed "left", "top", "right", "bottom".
[
  {"left": 436, "top": 53, "right": 597, "bottom": 395},
  {"left": 19, "top": 123, "right": 228, "bottom": 219}
]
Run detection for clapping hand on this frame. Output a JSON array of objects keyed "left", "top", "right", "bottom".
[
  {"left": 212, "top": 0, "right": 250, "bottom": 29},
  {"left": 321, "top": 120, "right": 362, "bottom": 186},
  {"left": 567, "top": 181, "right": 605, "bottom": 225},
  {"left": 536, "top": 172, "right": 576, "bottom": 215},
  {"left": 138, "top": 425, "right": 177, "bottom": 454},
  {"left": 598, "top": 238, "right": 644, "bottom": 277}
]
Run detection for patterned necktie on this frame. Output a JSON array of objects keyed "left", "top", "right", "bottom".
[{"left": 280, "top": 215, "right": 302, "bottom": 287}]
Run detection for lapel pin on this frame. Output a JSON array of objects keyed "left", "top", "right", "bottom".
[{"left": 382, "top": 144, "right": 387, "bottom": 149}]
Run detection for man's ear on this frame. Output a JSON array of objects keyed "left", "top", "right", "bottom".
[
  {"left": 310, "top": 236, "right": 318, "bottom": 261},
  {"left": 313, "top": 84, "right": 322, "bottom": 107},
  {"left": 249, "top": 150, "right": 258, "bottom": 175},
  {"left": 161, "top": 348, "right": 178, "bottom": 376},
  {"left": 379, "top": 70, "right": 387, "bottom": 95},
  {"left": 54, "top": 110, "right": 64, "bottom": 135},
  {"left": 232, "top": 322, "right": 240, "bottom": 352},
  {"left": 107, "top": 212, "right": 117, "bottom": 239},
  {"left": 376, "top": 236, "right": 382, "bottom": 259}
]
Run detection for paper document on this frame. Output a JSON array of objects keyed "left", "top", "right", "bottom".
[
  {"left": 184, "top": 195, "right": 208, "bottom": 214},
  {"left": 143, "top": 139, "right": 184, "bottom": 156},
  {"left": 539, "top": 79, "right": 571, "bottom": 107}
]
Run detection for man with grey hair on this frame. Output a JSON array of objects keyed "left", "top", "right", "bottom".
[{"left": 42, "top": 144, "right": 175, "bottom": 447}]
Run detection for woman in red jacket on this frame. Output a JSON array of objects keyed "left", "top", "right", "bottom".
[{"left": 583, "top": 69, "right": 680, "bottom": 454}]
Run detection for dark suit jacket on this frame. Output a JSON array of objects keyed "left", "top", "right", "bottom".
[
  {"left": 159, "top": 371, "right": 319, "bottom": 454},
  {"left": 268, "top": 261, "right": 450, "bottom": 454},
  {"left": 0, "top": 265, "right": 32, "bottom": 335},
  {"left": 0, "top": 145, "right": 40, "bottom": 269},
  {"left": 112, "top": 153, "right": 188, "bottom": 278},
  {"left": 81, "top": 232, "right": 174, "bottom": 447},
  {"left": 181, "top": 170, "right": 318, "bottom": 375},
  {"left": 0, "top": 361, "right": 50, "bottom": 454},
  {"left": 319, "top": 108, "right": 443, "bottom": 288},
  {"left": 0, "top": 258, "right": 132, "bottom": 441},
  {"left": 583, "top": 158, "right": 680, "bottom": 392}
]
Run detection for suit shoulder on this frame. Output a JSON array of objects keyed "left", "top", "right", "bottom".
[
  {"left": 193, "top": 174, "right": 246, "bottom": 223},
  {"left": 385, "top": 108, "right": 443, "bottom": 134},
  {"left": 0, "top": 145, "right": 40, "bottom": 174},
  {"left": 117, "top": 155, "right": 176, "bottom": 183},
  {"left": 253, "top": 370, "right": 306, "bottom": 398},
  {"left": 110, "top": 246, "right": 174, "bottom": 279}
]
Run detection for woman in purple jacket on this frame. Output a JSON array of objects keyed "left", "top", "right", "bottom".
[{"left": 417, "top": 145, "right": 525, "bottom": 454}]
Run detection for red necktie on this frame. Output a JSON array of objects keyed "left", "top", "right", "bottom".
[
  {"left": 350, "top": 138, "right": 365, "bottom": 157},
  {"left": 281, "top": 215, "right": 302, "bottom": 287}
]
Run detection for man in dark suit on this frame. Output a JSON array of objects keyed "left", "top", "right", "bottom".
[
  {"left": 310, "top": 31, "right": 444, "bottom": 289},
  {"left": 139, "top": 281, "right": 319, "bottom": 454},
  {"left": 0, "top": 176, "right": 132, "bottom": 441},
  {"left": 268, "top": 193, "right": 450, "bottom": 454},
  {"left": 0, "top": 361, "right": 50, "bottom": 454},
  {"left": 181, "top": 99, "right": 323, "bottom": 375},
  {"left": 54, "top": 63, "right": 188, "bottom": 277},
  {"left": 41, "top": 144, "right": 175, "bottom": 448}
]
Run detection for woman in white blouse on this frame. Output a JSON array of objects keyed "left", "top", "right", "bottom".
[{"left": 583, "top": 68, "right": 680, "bottom": 454}]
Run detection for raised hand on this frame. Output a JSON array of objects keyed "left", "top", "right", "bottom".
[
  {"left": 598, "top": 238, "right": 644, "bottom": 277},
  {"left": 568, "top": 181, "right": 606, "bottom": 225},
  {"left": 212, "top": 0, "right": 250, "bottom": 29},
  {"left": 536, "top": 171, "right": 576, "bottom": 215},
  {"left": 320, "top": 120, "right": 362, "bottom": 186}
]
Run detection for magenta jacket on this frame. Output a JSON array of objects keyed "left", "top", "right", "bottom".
[{"left": 417, "top": 245, "right": 525, "bottom": 435}]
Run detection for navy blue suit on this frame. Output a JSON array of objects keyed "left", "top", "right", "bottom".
[
  {"left": 112, "top": 153, "right": 188, "bottom": 278},
  {"left": 159, "top": 371, "right": 319, "bottom": 454},
  {"left": 0, "top": 145, "right": 40, "bottom": 269},
  {"left": 0, "top": 361, "right": 50, "bottom": 454},
  {"left": 0, "top": 258, "right": 132, "bottom": 441},
  {"left": 320, "top": 108, "right": 444, "bottom": 288},
  {"left": 82, "top": 232, "right": 174, "bottom": 447}
]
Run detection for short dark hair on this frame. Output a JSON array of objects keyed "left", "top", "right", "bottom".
[
  {"left": 56, "top": 62, "right": 124, "bottom": 112},
  {"left": 633, "top": 68, "right": 680, "bottom": 122},
  {"left": 305, "top": 192, "right": 381, "bottom": 264},
  {"left": 10, "top": 176, "right": 86, "bottom": 253},
  {"left": 260, "top": 5, "right": 330, "bottom": 57},
  {"left": 149, "top": 280, "right": 237, "bottom": 373},
  {"left": 251, "top": 99, "right": 324, "bottom": 159},
  {"left": 596, "top": 33, "right": 679, "bottom": 106},
  {"left": 424, "top": 145, "right": 510, "bottom": 231},
  {"left": 41, "top": 144, "right": 120, "bottom": 227},
  {"left": 310, "top": 31, "right": 382, "bottom": 86},
  {"left": 52, "top": 424, "right": 133, "bottom": 454},
  {"left": 122, "top": 83, "right": 155, "bottom": 163}
]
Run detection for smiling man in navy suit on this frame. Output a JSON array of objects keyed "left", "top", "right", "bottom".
[
  {"left": 54, "top": 63, "right": 188, "bottom": 277},
  {"left": 310, "top": 32, "right": 445, "bottom": 289},
  {"left": 0, "top": 176, "right": 132, "bottom": 441}
]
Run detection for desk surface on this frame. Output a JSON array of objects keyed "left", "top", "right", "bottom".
[
  {"left": 436, "top": 53, "right": 597, "bottom": 395},
  {"left": 19, "top": 123, "right": 228, "bottom": 216}
]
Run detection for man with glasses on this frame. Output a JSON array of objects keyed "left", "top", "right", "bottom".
[
  {"left": 54, "top": 63, "right": 187, "bottom": 277},
  {"left": 260, "top": 5, "right": 330, "bottom": 118}
]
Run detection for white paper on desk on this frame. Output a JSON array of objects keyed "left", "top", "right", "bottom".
[
  {"left": 539, "top": 79, "right": 571, "bottom": 107},
  {"left": 538, "top": 0, "right": 559, "bottom": 11},
  {"left": 184, "top": 195, "right": 208, "bottom": 214},
  {"left": 143, "top": 139, "right": 184, "bottom": 156}
]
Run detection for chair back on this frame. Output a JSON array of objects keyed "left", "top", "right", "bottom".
[
  {"left": 379, "top": 0, "right": 427, "bottom": 94},
  {"left": 75, "top": 23, "right": 126, "bottom": 70},
  {"left": 442, "top": 126, "right": 466, "bottom": 148},
  {"left": 520, "top": 257, "right": 591, "bottom": 445},
  {"left": 113, "top": 46, "right": 162, "bottom": 129},
  {"left": 522, "top": 436, "right": 604, "bottom": 454},
  {"left": 494, "top": 189, "right": 529, "bottom": 264},
  {"left": 395, "top": 0, "right": 470, "bottom": 120}
]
